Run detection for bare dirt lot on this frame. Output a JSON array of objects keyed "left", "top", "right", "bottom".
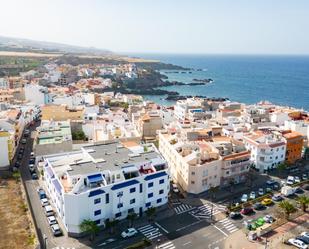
[{"left": 0, "top": 177, "right": 37, "bottom": 249}]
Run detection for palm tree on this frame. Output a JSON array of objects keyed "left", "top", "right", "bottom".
[
  {"left": 208, "top": 186, "right": 219, "bottom": 201},
  {"left": 106, "top": 219, "right": 118, "bottom": 234},
  {"left": 297, "top": 195, "right": 309, "bottom": 212},
  {"left": 126, "top": 212, "right": 137, "bottom": 227},
  {"left": 278, "top": 200, "right": 297, "bottom": 220},
  {"left": 146, "top": 207, "right": 156, "bottom": 221},
  {"left": 79, "top": 219, "right": 100, "bottom": 241}
]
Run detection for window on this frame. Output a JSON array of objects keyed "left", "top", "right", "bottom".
[
  {"left": 157, "top": 198, "right": 162, "bottom": 203},
  {"left": 128, "top": 208, "right": 134, "bottom": 213},
  {"left": 148, "top": 193, "right": 153, "bottom": 198},
  {"left": 130, "top": 198, "right": 135, "bottom": 204},
  {"left": 159, "top": 189, "right": 164, "bottom": 195},
  {"left": 94, "top": 198, "right": 101, "bottom": 204},
  {"left": 191, "top": 181, "right": 195, "bottom": 184},
  {"left": 148, "top": 182, "right": 154, "bottom": 188},
  {"left": 226, "top": 171, "right": 230, "bottom": 175},
  {"left": 191, "top": 171, "right": 195, "bottom": 175},
  {"left": 117, "top": 203, "right": 123, "bottom": 208},
  {"left": 95, "top": 219, "right": 100, "bottom": 225},
  {"left": 130, "top": 187, "right": 136, "bottom": 193},
  {"left": 146, "top": 202, "right": 151, "bottom": 207},
  {"left": 117, "top": 191, "right": 123, "bottom": 197},
  {"left": 159, "top": 179, "right": 164, "bottom": 184},
  {"left": 106, "top": 193, "right": 109, "bottom": 204},
  {"left": 115, "top": 212, "right": 121, "bottom": 218},
  {"left": 94, "top": 210, "right": 101, "bottom": 216},
  {"left": 139, "top": 183, "right": 143, "bottom": 193}
]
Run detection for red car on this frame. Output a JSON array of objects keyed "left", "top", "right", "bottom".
[{"left": 240, "top": 207, "right": 254, "bottom": 215}]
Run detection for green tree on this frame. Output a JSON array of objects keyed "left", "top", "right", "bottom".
[
  {"left": 72, "top": 130, "right": 86, "bottom": 141},
  {"left": 208, "top": 186, "right": 219, "bottom": 201},
  {"left": 105, "top": 219, "right": 118, "bottom": 234},
  {"left": 12, "top": 171, "right": 21, "bottom": 183},
  {"left": 297, "top": 195, "right": 309, "bottom": 212},
  {"left": 79, "top": 219, "right": 100, "bottom": 241},
  {"left": 126, "top": 212, "right": 137, "bottom": 228},
  {"left": 278, "top": 200, "right": 297, "bottom": 220},
  {"left": 145, "top": 207, "right": 156, "bottom": 221},
  {"left": 277, "top": 162, "right": 287, "bottom": 177}
]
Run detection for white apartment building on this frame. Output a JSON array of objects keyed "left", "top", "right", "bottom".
[
  {"left": 174, "top": 98, "right": 203, "bottom": 121},
  {"left": 243, "top": 130, "right": 286, "bottom": 172},
  {"left": 24, "top": 83, "right": 50, "bottom": 105},
  {"left": 42, "top": 141, "right": 169, "bottom": 236}
]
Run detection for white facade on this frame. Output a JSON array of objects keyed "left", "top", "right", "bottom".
[
  {"left": 24, "top": 84, "right": 50, "bottom": 105},
  {"left": 244, "top": 132, "right": 286, "bottom": 172},
  {"left": 0, "top": 133, "right": 10, "bottom": 169},
  {"left": 42, "top": 142, "right": 169, "bottom": 236}
]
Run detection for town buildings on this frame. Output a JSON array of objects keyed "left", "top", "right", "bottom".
[
  {"left": 33, "top": 120, "right": 73, "bottom": 156},
  {"left": 41, "top": 141, "right": 169, "bottom": 236}
]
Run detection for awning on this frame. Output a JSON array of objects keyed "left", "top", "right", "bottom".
[{"left": 87, "top": 174, "right": 103, "bottom": 183}]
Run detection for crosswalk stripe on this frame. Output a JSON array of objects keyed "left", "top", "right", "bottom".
[
  {"left": 139, "top": 226, "right": 157, "bottom": 233},
  {"left": 224, "top": 224, "right": 235, "bottom": 229},
  {"left": 229, "top": 228, "right": 238, "bottom": 233},
  {"left": 219, "top": 218, "right": 228, "bottom": 223},
  {"left": 158, "top": 241, "right": 175, "bottom": 249}
]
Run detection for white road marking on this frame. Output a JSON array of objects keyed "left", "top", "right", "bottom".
[
  {"left": 183, "top": 241, "right": 192, "bottom": 246},
  {"left": 155, "top": 222, "right": 169, "bottom": 233},
  {"left": 213, "top": 225, "right": 228, "bottom": 237}
]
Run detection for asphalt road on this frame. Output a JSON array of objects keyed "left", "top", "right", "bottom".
[{"left": 17, "top": 122, "right": 59, "bottom": 249}]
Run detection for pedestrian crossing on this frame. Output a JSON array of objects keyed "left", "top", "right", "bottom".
[
  {"left": 218, "top": 218, "right": 238, "bottom": 234},
  {"left": 138, "top": 224, "right": 162, "bottom": 240},
  {"left": 174, "top": 203, "right": 195, "bottom": 215},
  {"left": 189, "top": 203, "right": 222, "bottom": 219},
  {"left": 157, "top": 241, "right": 176, "bottom": 249},
  {"left": 170, "top": 199, "right": 181, "bottom": 205}
]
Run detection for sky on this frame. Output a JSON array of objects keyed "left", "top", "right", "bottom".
[{"left": 0, "top": 0, "right": 309, "bottom": 54}]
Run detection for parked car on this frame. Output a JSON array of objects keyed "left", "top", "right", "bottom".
[
  {"left": 303, "top": 184, "right": 309, "bottom": 190},
  {"left": 51, "top": 224, "right": 62, "bottom": 236},
  {"left": 296, "top": 236, "right": 309, "bottom": 245},
  {"left": 29, "top": 158, "right": 35, "bottom": 164},
  {"left": 15, "top": 162, "right": 21, "bottom": 168},
  {"left": 261, "top": 198, "right": 273, "bottom": 206},
  {"left": 287, "top": 176, "right": 295, "bottom": 185},
  {"left": 241, "top": 194, "right": 248, "bottom": 202},
  {"left": 240, "top": 207, "right": 254, "bottom": 215},
  {"left": 21, "top": 138, "right": 27, "bottom": 144},
  {"left": 288, "top": 238, "right": 308, "bottom": 249},
  {"left": 249, "top": 191, "right": 256, "bottom": 199},
  {"left": 229, "top": 212, "right": 242, "bottom": 219},
  {"left": 38, "top": 189, "right": 47, "bottom": 199},
  {"left": 281, "top": 186, "right": 296, "bottom": 197},
  {"left": 258, "top": 188, "right": 264, "bottom": 196},
  {"left": 266, "top": 180, "right": 280, "bottom": 190},
  {"left": 295, "top": 187, "right": 304, "bottom": 194},
  {"left": 272, "top": 194, "right": 284, "bottom": 202},
  {"left": 121, "top": 228, "right": 138, "bottom": 238},
  {"left": 302, "top": 174, "right": 308, "bottom": 181},
  {"left": 31, "top": 173, "right": 38, "bottom": 180},
  {"left": 41, "top": 198, "right": 49, "bottom": 207},
  {"left": 263, "top": 215, "right": 275, "bottom": 223},
  {"left": 44, "top": 205, "right": 54, "bottom": 217},
  {"left": 253, "top": 202, "right": 265, "bottom": 210},
  {"left": 301, "top": 232, "right": 309, "bottom": 240},
  {"left": 47, "top": 216, "right": 57, "bottom": 226},
  {"left": 172, "top": 183, "right": 179, "bottom": 193},
  {"left": 295, "top": 176, "right": 301, "bottom": 183}
]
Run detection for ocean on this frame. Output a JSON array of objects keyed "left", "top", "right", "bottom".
[{"left": 133, "top": 54, "right": 309, "bottom": 110}]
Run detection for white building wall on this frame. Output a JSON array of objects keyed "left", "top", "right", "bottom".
[
  {"left": 24, "top": 84, "right": 48, "bottom": 105},
  {"left": 0, "top": 136, "right": 9, "bottom": 168}
]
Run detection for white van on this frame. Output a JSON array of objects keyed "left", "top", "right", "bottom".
[{"left": 44, "top": 205, "right": 54, "bottom": 217}]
